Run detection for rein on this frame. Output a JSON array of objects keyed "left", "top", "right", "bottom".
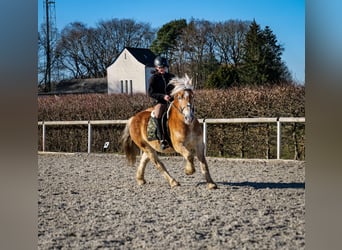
[
  {"left": 167, "top": 100, "right": 194, "bottom": 120},
  {"left": 168, "top": 101, "right": 183, "bottom": 117}
]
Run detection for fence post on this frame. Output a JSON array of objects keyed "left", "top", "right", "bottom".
[
  {"left": 88, "top": 121, "right": 91, "bottom": 154},
  {"left": 42, "top": 121, "right": 46, "bottom": 152},
  {"left": 277, "top": 119, "right": 281, "bottom": 159},
  {"left": 203, "top": 119, "right": 207, "bottom": 156}
]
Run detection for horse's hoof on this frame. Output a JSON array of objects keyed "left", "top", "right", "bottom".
[
  {"left": 208, "top": 183, "right": 218, "bottom": 189},
  {"left": 185, "top": 168, "right": 195, "bottom": 175},
  {"left": 170, "top": 180, "right": 180, "bottom": 188},
  {"left": 137, "top": 179, "right": 146, "bottom": 185}
]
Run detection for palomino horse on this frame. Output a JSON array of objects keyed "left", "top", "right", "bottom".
[{"left": 121, "top": 75, "right": 217, "bottom": 189}]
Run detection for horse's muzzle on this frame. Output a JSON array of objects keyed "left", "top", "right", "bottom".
[{"left": 184, "top": 111, "right": 195, "bottom": 124}]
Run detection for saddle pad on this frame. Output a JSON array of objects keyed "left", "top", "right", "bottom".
[{"left": 147, "top": 117, "right": 157, "bottom": 141}]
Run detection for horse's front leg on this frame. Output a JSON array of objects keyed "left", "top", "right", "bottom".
[
  {"left": 196, "top": 143, "right": 217, "bottom": 189},
  {"left": 174, "top": 144, "right": 196, "bottom": 175},
  {"left": 185, "top": 154, "right": 196, "bottom": 175}
]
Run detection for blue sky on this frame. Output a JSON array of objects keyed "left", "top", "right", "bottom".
[{"left": 38, "top": 0, "right": 305, "bottom": 84}]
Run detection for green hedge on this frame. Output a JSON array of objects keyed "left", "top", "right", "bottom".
[{"left": 38, "top": 84, "right": 305, "bottom": 159}]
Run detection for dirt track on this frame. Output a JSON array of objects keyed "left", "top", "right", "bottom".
[{"left": 38, "top": 153, "right": 305, "bottom": 249}]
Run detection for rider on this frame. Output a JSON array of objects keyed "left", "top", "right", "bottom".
[{"left": 148, "top": 56, "right": 175, "bottom": 150}]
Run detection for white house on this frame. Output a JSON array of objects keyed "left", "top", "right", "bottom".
[{"left": 107, "top": 47, "right": 156, "bottom": 94}]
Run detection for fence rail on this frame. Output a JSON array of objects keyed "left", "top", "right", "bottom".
[{"left": 38, "top": 117, "right": 305, "bottom": 159}]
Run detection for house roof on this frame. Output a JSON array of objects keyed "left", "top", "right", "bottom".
[{"left": 125, "top": 47, "right": 156, "bottom": 67}]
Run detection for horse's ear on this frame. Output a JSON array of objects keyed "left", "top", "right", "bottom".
[{"left": 185, "top": 73, "right": 193, "bottom": 85}]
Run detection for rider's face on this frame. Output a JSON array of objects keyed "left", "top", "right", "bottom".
[{"left": 156, "top": 66, "right": 166, "bottom": 74}]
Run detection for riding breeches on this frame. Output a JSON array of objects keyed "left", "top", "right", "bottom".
[{"left": 153, "top": 103, "right": 166, "bottom": 119}]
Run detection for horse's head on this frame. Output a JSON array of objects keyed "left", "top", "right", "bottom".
[{"left": 169, "top": 74, "right": 195, "bottom": 125}]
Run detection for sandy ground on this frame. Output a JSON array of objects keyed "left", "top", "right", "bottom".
[{"left": 38, "top": 153, "right": 305, "bottom": 249}]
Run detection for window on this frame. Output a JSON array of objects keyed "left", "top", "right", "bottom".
[{"left": 120, "top": 80, "right": 133, "bottom": 94}]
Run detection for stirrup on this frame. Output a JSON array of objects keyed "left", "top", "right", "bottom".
[{"left": 160, "top": 140, "right": 169, "bottom": 150}]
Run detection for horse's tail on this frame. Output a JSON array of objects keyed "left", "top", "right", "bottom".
[{"left": 121, "top": 117, "right": 140, "bottom": 166}]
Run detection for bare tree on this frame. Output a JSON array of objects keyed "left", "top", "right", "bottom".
[
  {"left": 54, "top": 22, "right": 88, "bottom": 78},
  {"left": 96, "top": 18, "right": 155, "bottom": 70},
  {"left": 54, "top": 19, "right": 155, "bottom": 79},
  {"left": 212, "top": 20, "right": 250, "bottom": 66},
  {"left": 176, "top": 19, "right": 215, "bottom": 88}
]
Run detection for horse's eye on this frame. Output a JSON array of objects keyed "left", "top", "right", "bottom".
[{"left": 178, "top": 95, "right": 182, "bottom": 100}]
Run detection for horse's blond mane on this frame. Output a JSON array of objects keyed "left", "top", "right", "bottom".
[{"left": 169, "top": 74, "right": 193, "bottom": 96}]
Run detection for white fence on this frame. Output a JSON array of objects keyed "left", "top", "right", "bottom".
[{"left": 38, "top": 117, "right": 305, "bottom": 159}]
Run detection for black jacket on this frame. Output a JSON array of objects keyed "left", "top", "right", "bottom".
[{"left": 148, "top": 72, "right": 175, "bottom": 104}]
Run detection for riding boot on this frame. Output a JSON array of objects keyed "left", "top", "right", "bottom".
[{"left": 153, "top": 118, "right": 169, "bottom": 150}]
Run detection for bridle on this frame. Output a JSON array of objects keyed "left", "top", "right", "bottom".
[
  {"left": 168, "top": 89, "right": 195, "bottom": 122},
  {"left": 170, "top": 101, "right": 194, "bottom": 115}
]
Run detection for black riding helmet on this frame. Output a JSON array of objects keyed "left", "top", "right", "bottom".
[{"left": 154, "top": 56, "right": 168, "bottom": 67}]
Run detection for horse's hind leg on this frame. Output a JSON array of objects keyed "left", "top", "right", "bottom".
[
  {"left": 136, "top": 152, "right": 150, "bottom": 185},
  {"left": 147, "top": 150, "right": 180, "bottom": 188}
]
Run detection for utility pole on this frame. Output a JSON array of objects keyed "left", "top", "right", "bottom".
[{"left": 43, "top": 0, "right": 56, "bottom": 92}]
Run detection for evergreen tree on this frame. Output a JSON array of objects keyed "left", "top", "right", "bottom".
[
  {"left": 261, "top": 26, "right": 284, "bottom": 84},
  {"left": 206, "top": 64, "right": 239, "bottom": 88},
  {"left": 240, "top": 20, "right": 264, "bottom": 85},
  {"left": 150, "top": 19, "right": 187, "bottom": 58},
  {"left": 240, "top": 20, "right": 290, "bottom": 85}
]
